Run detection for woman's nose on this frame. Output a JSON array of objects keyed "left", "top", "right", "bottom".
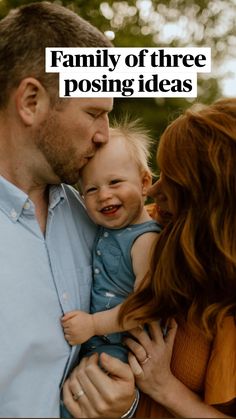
[
  {"left": 148, "top": 179, "right": 161, "bottom": 198},
  {"left": 148, "top": 179, "right": 168, "bottom": 205}
]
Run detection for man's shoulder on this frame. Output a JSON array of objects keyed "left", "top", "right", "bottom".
[
  {"left": 61, "top": 184, "right": 97, "bottom": 233},
  {"left": 62, "top": 184, "right": 85, "bottom": 208}
]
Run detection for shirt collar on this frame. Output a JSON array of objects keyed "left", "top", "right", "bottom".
[
  {"left": 48, "top": 184, "right": 65, "bottom": 210},
  {"left": 0, "top": 176, "right": 65, "bottom": 222}
]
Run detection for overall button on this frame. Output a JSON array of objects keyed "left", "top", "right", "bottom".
[
  {"left": 103, "top": 232, "right": 109, "bottom": 237},
  {"left": 94, "top": 268, "right": 100, "bottom": 274},
  {"left": 96, "top": 250, "right": 101, "bottom": 256}
]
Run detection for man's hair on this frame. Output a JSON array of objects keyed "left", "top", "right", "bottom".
[
  {"left": 110, "top": 119, "right": 154, "bottom": 174},
  {"left": 0, "top": 1, "right": 111, "bottom": 108}
]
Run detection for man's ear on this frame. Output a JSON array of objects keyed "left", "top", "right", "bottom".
[
  {"left": 15, "top": 77, "right": 50, "bottom": 126},
  {"left": 141, "top": 170, "right": 152, "bottom": 196}
]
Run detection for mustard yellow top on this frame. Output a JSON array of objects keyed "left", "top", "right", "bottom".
[{"left": 135, "top": 317, "right": 236, "bottom": 417}]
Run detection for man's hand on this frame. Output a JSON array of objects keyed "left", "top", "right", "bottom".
[
  {"left": 61, "top": 310, "right": 95, "bottom": 346},
  {"left": 63, "top": 353, "right": 136, "bottom": 418}
]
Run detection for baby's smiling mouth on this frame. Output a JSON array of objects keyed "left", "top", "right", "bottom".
[{"left": 100, "top": 205, "right": 121, "bottom": 215}]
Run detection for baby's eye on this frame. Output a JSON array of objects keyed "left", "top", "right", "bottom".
[
  {"left": 85, "top": 187, "right": 97, "bottom": 194},
  {"left": 110, "top": 179, "right": 122, "bottom": 185}
]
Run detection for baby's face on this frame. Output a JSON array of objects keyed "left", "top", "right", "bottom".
[{"left": 80, "top": 136, "right": 147, "bottom": 229}]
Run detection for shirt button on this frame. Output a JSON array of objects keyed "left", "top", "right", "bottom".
[
  {"left": 62, "top": 292, "right": 69, "bottom": 301},
  {"left": 10, "top": 209, "right": 17, "bottom": 219},
  {"left": 24, "top": 201, "right": 30, "bottom": 210},
  {"left": 94, "top": 268, "right": 100, "bottom": 274},
  {"left": 103, "top": 232, "right": 109, "bottom": 237},
  {"left": 96, "top": 250, "right": 101, "bottom": 256}
]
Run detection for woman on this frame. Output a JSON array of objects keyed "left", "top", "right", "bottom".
[{"left": 119, "top": 98, "right": 236, "bottom": 417}]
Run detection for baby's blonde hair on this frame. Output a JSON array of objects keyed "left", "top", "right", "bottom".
[{"left": 110, "top": 119, "right": 154, "bottom": 175}]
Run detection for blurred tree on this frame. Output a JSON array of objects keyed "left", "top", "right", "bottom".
[{"left": 0, "top": 0, "right": 235, "bottom": 169}]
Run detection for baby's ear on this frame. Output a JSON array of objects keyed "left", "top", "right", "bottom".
[{"left": 141, "top": 170, "right": 152, "bottom": 196}]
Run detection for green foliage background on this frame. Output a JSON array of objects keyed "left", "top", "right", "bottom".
[{"left": 1, "top": 0, "right": 235, "bottom": 170}]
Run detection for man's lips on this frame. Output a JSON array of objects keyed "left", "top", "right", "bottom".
[{"left": 84, "top": 154, "right": 95, "bottom": 162}]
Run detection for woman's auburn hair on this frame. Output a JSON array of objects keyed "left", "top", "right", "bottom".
[{"left": 119, "top": 98, "right": 236, "bottom": 336}]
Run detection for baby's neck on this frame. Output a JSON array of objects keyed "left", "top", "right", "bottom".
[{"left": 129, "top": 208, "right": 152, "bottom": 226}]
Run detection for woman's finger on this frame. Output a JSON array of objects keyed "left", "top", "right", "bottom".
[
  {"left": 128, "top": 352, "right": 144, "bottom": 377},
  {"left": 124, "top": 335, "right": 150, "bottom": 363},
  {"left": 165, "top": 318, "right": 178, "bottom": 348},
  {"left": 127, "top": 326, "right": 155, "bottom": 355},
  {"left": 146, "top": 321, "right": 165, "bottom": 342}
]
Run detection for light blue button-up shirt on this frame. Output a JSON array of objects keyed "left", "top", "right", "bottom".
[{"left": 0, "top": 176, "right": 96, "bottom": 418}]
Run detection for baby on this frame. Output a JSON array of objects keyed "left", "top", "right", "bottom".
[{"left": 61, "top": 121, "right": 161, "bottom": 362}]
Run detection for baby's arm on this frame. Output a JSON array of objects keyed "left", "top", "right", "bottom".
[
  {"left": 131, "top": 231, "right": 159, "bottom": 290},
  {"left": 61, "top": 305, "right": 137, "bottom": 346},
  {"left": 61, "top": 232, "right": 159, "bottom": 346}
]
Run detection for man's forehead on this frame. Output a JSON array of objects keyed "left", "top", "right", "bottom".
[{"left": 80, "top": 98, "right": 113, "bottom": 112}]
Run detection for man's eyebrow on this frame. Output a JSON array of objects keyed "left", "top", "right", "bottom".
[{"left": 89, "top": 106, "right": 113, "bottom": 114}]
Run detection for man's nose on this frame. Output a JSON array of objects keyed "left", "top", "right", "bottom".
[{"left": 93, "top": 114, "right": 109, "bottom": 145}]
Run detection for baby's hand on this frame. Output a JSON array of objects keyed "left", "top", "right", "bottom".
[{"left": 61, "top": 310, "right": 95, "bottom": 346}]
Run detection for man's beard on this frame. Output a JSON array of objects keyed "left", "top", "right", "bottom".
[{"left": 35, "top": 114, "right": 80, "bottom": 185}]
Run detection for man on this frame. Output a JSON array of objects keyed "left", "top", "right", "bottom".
[{"left": 0, "top": 2, "right": 136, "bottom": 417}]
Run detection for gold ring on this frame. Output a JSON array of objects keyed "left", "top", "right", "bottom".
[
  {"left": 73, "top": 389, "right": 85, "bottom": 401},
  {"left": 140, "top": 354, "right": 151, "bottom": 365}
]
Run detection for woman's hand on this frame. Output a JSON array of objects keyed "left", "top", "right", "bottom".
[
  {"left": 124, "top": 319, "right": 178, "bottom": 402},
  {"left": 125, "top": 321, "right": 232, "bottom": 418}
]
